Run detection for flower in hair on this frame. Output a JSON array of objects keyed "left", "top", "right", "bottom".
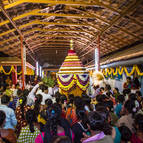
[
  {"left": 51, "top": 110, "right": 55, "bottom": 114},
  {"left": 35, "top": 97, "right": 37, "bottom": 101},
  {"left": 133, "top": 107, "right": 136, "bottom": 112},
  {"left": 19, "top": 99, "right": 23, "bottom": 104}
]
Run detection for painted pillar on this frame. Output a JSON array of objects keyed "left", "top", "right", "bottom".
[
  {"left": 20, "top": 36, "right": 25, "bottom": 90},
  {"left": 12, "top": 66, "right": 17, "bottom": 85}
]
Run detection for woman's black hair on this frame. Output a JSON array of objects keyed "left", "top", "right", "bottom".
[
  {"left": 60, "top": 95, "right": 67, "bottom": 104},
  {"left": 106, "top": 91, "right": 112, "bottom": 98},
  {"left": 129, "top": 93, "right": 137, "bottom": 101},
  {"left": 26, "top": 110, "right": 37, "bottom": 133},
  {"left": 87, "top": 111, "right": 112, "bottom": 135},
  {"left": 33, "top": 94, "right": 42, "bottom": 117},
  {"left": 23, "top": 89, "right": 30, "bottom": 96},
  {"left": 123, "top": 88, "right": 131, "bottom": 96},
  {"left": 44, "top": 104, "right": 72, "bottom": 143},
  {"left": 1, "top": 95, "right": 10, "bottom": 104},
  {"left": 105, "top": 84, "right": 111, "bottom": 91},
  {"left": 81, "top": 92, "right": 88, "bottom": 98},
  {"left": 55, "top": 92, "right": 62, "bottom": 98},
  {"left": 39, "top": 84, "right": 46, "bottom": 92},
  {"left": 56, "top": 96, "right": 61, "bottom": 104},
  {"left": 116, "top": 95, "right": 125, "bottom": 104},
  {"left": 133, "top": 77, "right": 140, "bottom": 88},
  {"left": 104, "top": 100, "right": 114, "bottom": 112},
  {"left": 124, "top": 100, "right": 136, "bottom": 116},
  {"left": 76, "top": 108, "right": 88, "bottom": 129},
  {"left": 17, "top": 89, "right": 23, "bottom": 97},
  {"left": 100, "top": 87, "right": 104, "bottom": 91},
  {"left": 136, "top": 91, "right": 142, "bottom": 97},
  {"left": 118, "top": 126, "right": 132, "bottom": 142},
  {"left": 95, "top": 105, "right": 109, "bottom": 120},
  {"left": 19, "top": 95, "right": 27, "bottom": 119},
  {"left": 82, "top": 97, "right": 92, "bottom": 111},
  {"left": 0, "top": 110, "right": 6, "bottom": 127},
  {"left": 127, "top": 76, "right": 131, "bottom": 81},
  {"left": 96, "top": 94, "right": 107, "bottom": 103},
  {"left": 45, "top": 99, "right": 53, "bottom": 107},
  {"left": 74, "top": 96, "right": 83, "bottom": 109},
  {"left": 134, "top": 114, "right": 143, "bottom": 132},
  {"left": 68, "top": 94, "right": 74, "bottom": 105},
  {"left": 114, "top": 87, "right": 119, "bottom": 93},
  {"left": 52, "top": 136, "right": 72, "bottom": 143}
]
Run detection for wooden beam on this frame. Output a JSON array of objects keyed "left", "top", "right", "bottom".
[
  {"left": 0, "top": 9, "right": 40, "bottom": 27},
  {"left": 26, "top": 33, "right": 90, "bottom": 41},
  {"left": 3, "top": 0, "right": 109, "bottom": 10},
  {"left": 80, "top": 0, "right": 142, "bottom": 56},
  {"left": 34, "top": 49, "right": 68, "bottom": 53},
  {"left": 31, "top": 45, "right": 70, "bottom": 49},
  {"left": 22, "top": 28, "right": 94, "bottom": 37},
  {"left": 0, "top": 20, "right": 97, "bottom": 38}
]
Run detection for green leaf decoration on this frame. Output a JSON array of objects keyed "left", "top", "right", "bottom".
[{"left": 42, "top": 76, "right": 55, "bottom": 87}]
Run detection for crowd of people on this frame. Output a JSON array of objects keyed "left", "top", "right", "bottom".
[{"left": 0, "top": 76, "right": 143, "bottom": 143}]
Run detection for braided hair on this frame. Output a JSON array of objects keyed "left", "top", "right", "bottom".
[
  {"left": 33, "top": 94, "right": 42, "bottom": 117},
  {"left": 44, "top": 104, "right": 72, "bottom": 143},
  {"left": 87, "top": 111, "right": 112, "bottom": 135},
  {"left": 76, "top": 108, "right": 88, "bottom": 130},
  {"left": 19, "top": 95, "right": 27, "bottom": 119},
  {"left": 26, "top": 110, "right": 37, "bottom": 133},
  {"left": 124, "top": 99, "right": 136, "bottom": 116}
]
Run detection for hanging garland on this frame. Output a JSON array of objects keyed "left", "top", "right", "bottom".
[
  {"left": 102, "top": 65, "right": 143, "bottom": 77},
  {"left": 57, "top": 74, "right": 76, "bottom": 91},
  {"left": 57, "top": 74, "right": 89, "bottom": 91},
  {"left": 0, "top": 65, "right": 22, "bottom": 75}
]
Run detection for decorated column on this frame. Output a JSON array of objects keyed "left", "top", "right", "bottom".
[{"left": 12, "top": 66, "right": 17, "bottom": 85}]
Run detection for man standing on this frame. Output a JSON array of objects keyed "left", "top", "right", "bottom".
[{"left": 0, "top": 95, "right": 17, "bottom": 129}]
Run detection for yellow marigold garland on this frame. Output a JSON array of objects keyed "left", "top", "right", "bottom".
[
  {"left": 0, "top": 65, "right": 22, "bottom": 75},
  {"left": 102, "top": 65, "right": 143, "bottom": 77},
  {"left": 57, "top": 74, "right": 89, "bottom": 91}
]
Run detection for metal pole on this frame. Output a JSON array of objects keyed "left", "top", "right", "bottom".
[
  {"left": 20, "top": 36, "right": 25, "bottom": 90},
  {"left": 97, "top": 35, "right": 100, "bottom": 71}
]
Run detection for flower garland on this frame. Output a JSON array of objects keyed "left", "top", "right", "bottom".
[
  {"left": 57, "top": 74, "right": 89, "bottom": 91},
  {"left": 102, "top": 65, "right": 143, "bottom": 77},
  {"left": 58, "top": 74, "right": 73, "bottom": 83},
  {"left": 76, "top": 77, "right": 89, "bottom": 91},
  {"left": 0, "top": 65, "right": 22, "bottom": 75},
  {"left": 0, "top": 65, "right": 34, "bottom": 75},
  {"left": 57, "top": 74, "right": 76, "bottom": 91}
]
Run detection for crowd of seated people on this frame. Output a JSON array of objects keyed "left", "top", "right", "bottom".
[{"left": 0, "top": 77, "right": 143, "bottom": 143}]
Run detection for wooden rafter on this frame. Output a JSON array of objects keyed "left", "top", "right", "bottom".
[
  {"left": 0, "top": 33, "right": 88, "bottom": 49},
  {"left": 3, "top": 0, "right": 115, "bottom": 10},
  {"left": 25, "top": 33, "right": 90, "bottom": 41},
  {"left": 0, "top": 20, "right": 97, "bottom": 37},
  {"left": 80, "top": 0, "right": 142, "bottom": 57}
]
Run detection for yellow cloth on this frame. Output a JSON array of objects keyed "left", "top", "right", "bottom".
[
  {"left": 37, "top": 114, "right": 46, "bottom": 125},
  {"left": 91, "top": 99, "right": 98, "bottom": 105},
  {"left": 59, "top": 86, "right": 83, "bottom": 97},
  {"left": 5, "top": 89, "right": 13, "bottom": 96}
]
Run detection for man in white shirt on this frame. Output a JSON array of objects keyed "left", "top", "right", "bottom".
[
  {"left": 36, "top": 86, "right": 53, "bottom": 105},
  {"left": 27, "top": 82, "right": 55, "bottom": 105}
]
